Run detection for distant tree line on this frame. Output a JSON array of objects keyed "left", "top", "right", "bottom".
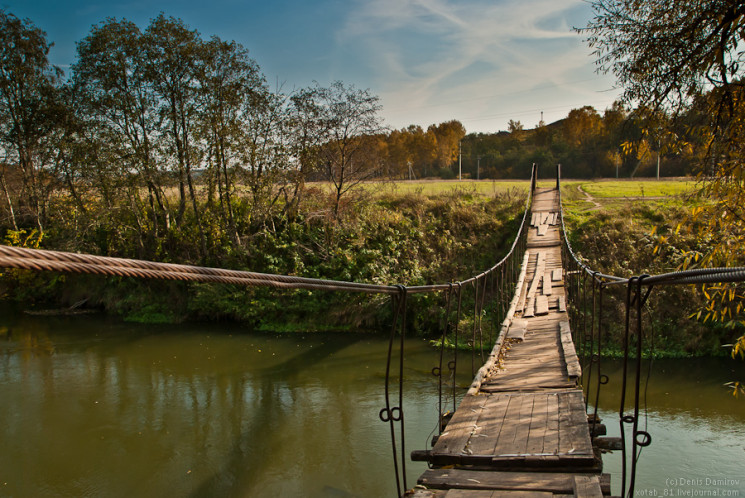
[
  {"left": 0, "top": 9, "right": 710, "bottom": 265},
  {"left": 457, "top": 103, "right": 705, "bottom": 180}
]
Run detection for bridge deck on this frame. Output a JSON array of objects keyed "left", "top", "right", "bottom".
[{"left": 410, "top": 188, "right": 608, "bottom": 497}]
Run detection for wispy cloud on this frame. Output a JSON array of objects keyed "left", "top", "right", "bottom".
[{"left": 336, "top": 0, "right": 616, "bottom": 131}]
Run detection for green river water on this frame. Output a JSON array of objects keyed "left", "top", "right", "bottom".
[{"left": 0, "top": 310, "right": 743, "bottom": 497}]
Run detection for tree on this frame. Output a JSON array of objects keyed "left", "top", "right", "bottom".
[
  {"left": 143, "top": 14, "right": 206, "bottom": 255},
  {"left": 581, "top": 0, "right": 745, "bottom": 392},
  {"left": 507, "top": 119, "right": 524, "bottom": 133},
  {"left": 383, "top": 125, "right": 437, "bottom": 179},
  {"left": 198, "top": 36, "right": 265, "bottom": 245},
  {"left": 563, "top": 106, "right": 602, "bottom": 147},
  {"left": 428, "top": 120, "right": 466, "bottom": 173},
  {"left": 297, "top": 81, "right": 385, "bottom": 217},
  {"left": 241, "top": 84, "right": 293, "bottom": 228},
  {"left": 0, "top": 9, "right": 63, "bottom": 231},
  {"left": 73, "top": 18, "right": 170, "bottom": 252}
]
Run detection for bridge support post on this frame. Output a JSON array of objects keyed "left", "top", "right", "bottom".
[
  {"left": 556, "top": 163, "right": 561, "bottom": 190},
  {"left": 531, "top": 163, "right": 537, "bottom": 194}
]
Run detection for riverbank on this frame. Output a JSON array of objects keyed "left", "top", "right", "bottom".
[
  {"left": 0, "top": 185, "right": 527, "bottom": 334},
  {"left": 560, "top": 180, "right": 738, "bottom": 357}
]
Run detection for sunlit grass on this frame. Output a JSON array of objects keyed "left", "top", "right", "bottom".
[
  {"left": 568, "top": 178, "right": 697, "bottom": 198},
  {"left": 307, "top": 179, "right": 532, "bottom": 198},
  {"left": 385, "top": 179, "right": 532, "bottom": 196}
]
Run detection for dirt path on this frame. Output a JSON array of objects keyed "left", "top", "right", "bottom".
[
  {"left": 577, "top": 185, "right": 602, "bottom": 209},
  {"left": 577, "top": 184, "right": 666, "bottom": 210}
]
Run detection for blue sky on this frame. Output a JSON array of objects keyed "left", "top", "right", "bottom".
[{"left": 2, "top": 0, "right": 621, "bottom": 133}]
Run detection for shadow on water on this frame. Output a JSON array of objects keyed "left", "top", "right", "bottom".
[{"left": 188, "top": 335, "right": 363, "bottom": 497}]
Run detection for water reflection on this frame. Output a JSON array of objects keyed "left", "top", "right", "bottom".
[
  {"left": 588, "top": 358, "right": 745, "bottom": 421},
  {"left": 588, "top": 359, "right": 745, "bottom": 496},
  {"left": 0, "top": 312, "right": 446, "bottom": 497}
]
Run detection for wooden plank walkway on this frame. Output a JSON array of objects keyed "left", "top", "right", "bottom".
[{"left": 409, "top": 188, "right": 609, "bottom": 498}]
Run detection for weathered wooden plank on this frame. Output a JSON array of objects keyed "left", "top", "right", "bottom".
[
  {"left": 542, "top": 272, "right": 553, "bottom": 295},
  {"left": 552, "top": 268, "right": 562, "bottom": 281},
  {"left": 516, "top": 252, "right": 537, "bottom": 313},
  {"left": 543, "top": 393, "right": 559, "bottom": 455},
  {"left": 594, "top": 436, "right": 623, "bottom": 450},
  {"left": 557, "top": 391, "right": 593, "bottom": 457},
  {"left": 527, "top": 239, "right": 562, "bottom": 249},
  {"left": 535, "top": 295, "right": 549, "bottom": 316},
  {"left": 572, "top": 476, "right": 603, "bottom": 497},
  {"left": 493, "top": 395, "right": 526, "bottom": 456},
  {"left": 468, "top": 395, "right": 511, "bottom": 456},
  {"left": 432, "top": 395, "right": 489, "bottom": 456},
  {"left": 565, "top": 392, "right": 594, "bottom": 456},
  {"left": 525, "top": 394, "right": 549, "bottom": 455},
  {"left": 418, "top": 469, "right": 611, "bottom": 494},
  {"left": 483, "top": 370, "right": 574, "bottom": 386},
  {"left": 537, "top": 224, "right": 548, "bottom": 236},
  {"left": 558, "top": 296, "right": 566, "bottom": 313},
  {"left": 510, "top": 394, "right": 536, "bottom": 455},
  {"left": 481, "top": 381, "right": 576, "bottom": 392},
  {"left": 557, "top": 391, "right": 572, "bottom": 456},
  {"left": 559, "top": 321, "right": 581, "bottom": 378},
  {"left": 507, "top": 319, "right": 528, "bottom": 341},
  {"left": 523, "top": 297, "right": 535, "bottom": 318},
  {"left": 526, "top": 252, "right": 545, "bottom": 300}
]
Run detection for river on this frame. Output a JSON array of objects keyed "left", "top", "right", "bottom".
[{"left": 0, "top": 310, "right": 743, "bottom": 497}]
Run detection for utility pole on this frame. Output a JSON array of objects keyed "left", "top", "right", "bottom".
[
  {"left": 656, "top": 137, "right": 661, "bottom": 180},
  {"left": 458, "top": 141, "right": 462, "bottom": 180},
  {"left": 477, "top": 155, "right": 481, "bottom": 180}
]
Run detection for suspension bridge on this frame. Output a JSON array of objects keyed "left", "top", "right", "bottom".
[
  {"left": 0, "top": 166, "right": 743, "bottom": 498},
  {"left": 410, "top": 184, "right": 609, "bottom": 496}
]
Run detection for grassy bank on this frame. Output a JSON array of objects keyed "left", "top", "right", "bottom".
[
  {"left": 560, "top": 178, "right": 738, "bottom": 357},
  {"left": 0, "top": 184, "right": 528, "bottom": 334}
]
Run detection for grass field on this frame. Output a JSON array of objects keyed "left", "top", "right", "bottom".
[
  {"left": 560, "top": 178, "right": 698, "bottom": 209},
  {"left": 304, "top": 177, "right": 700, "bottom": 205},
  {"left": 566, "top": 178, "right": 697, "bottom": 198},
  {"left": 359, "top": 179, "right": 531, "bottom": 197}
]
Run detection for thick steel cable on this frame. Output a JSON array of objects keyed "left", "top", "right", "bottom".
[
  {"left": 2, "top": 171, "right": 739, "bottom": 299},
  {"left": 0, "top": 245, "right": 400, "bottom": 295}
]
